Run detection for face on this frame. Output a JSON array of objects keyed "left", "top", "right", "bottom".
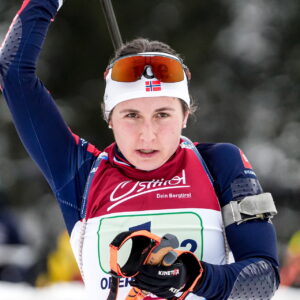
[{"left": 109, "top": 97, "right": 189, "bottom": 171}]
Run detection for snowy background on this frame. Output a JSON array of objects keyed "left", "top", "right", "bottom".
[{"left": 0, "top": 282, "right": 299, "bottom": 300}]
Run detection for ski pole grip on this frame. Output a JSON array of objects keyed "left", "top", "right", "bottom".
[{"left": 147, "top": 233, "right": 179, "bottom": 266}]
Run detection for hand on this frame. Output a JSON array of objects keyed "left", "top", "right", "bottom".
[
  {"left": 130, "top": 259, "right": 188, "bottom": 299},
  {"left": 130, "top": 251, "right": 204, "bottom": 300}
]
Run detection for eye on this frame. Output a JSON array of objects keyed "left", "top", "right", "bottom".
[
  {"left": 156, "top": 112, "right": 170, "bottom": 119},
  {"left": 125, "top": 112, "right": 139, "bottom": 119}
]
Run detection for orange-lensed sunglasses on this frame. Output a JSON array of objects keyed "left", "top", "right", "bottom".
[{"left": 105, "top": 53, "right": 191, "bottom": 83}]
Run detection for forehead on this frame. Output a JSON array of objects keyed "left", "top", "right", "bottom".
[{"left": 114, "top": 96, "right": 181, "bottom": 112}]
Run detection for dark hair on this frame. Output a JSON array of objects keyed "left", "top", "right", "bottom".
[
  {"left": 110, "top": 38, "right": 181, "bottom": 62},
  {"left": 103, "top": 38, "right": 197, "bottom": 120}
]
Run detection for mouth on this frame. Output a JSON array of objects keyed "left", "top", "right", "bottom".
[{"left": 136, "top": 149, "right": 159, "bottom": 157}]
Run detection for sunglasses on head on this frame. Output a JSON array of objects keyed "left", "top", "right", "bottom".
[{"left": 105, "top": 52, "right": 191, "bottom": 83}]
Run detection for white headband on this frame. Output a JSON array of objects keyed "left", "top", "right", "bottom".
[{"left": 103, "top": 52, "right": 190, "bottom": 120}]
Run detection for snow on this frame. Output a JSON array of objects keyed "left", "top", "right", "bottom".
[
  {"left": 0, "top": 282, "right": 299, "bottom": 300},
  {"left": 0, "top": 282, "right": 87, "bottom": 300},
  {"left": 273, "top": 286, "right": 300, "bottom": 300}
]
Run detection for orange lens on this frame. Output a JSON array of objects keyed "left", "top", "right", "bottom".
[
  {"left": 111, "top": 56, "right": 146, "bottom": 82},
  {"left": 150, "top": 56, "right": 184, "bottom": 82},
  {"left": 110, "top": 55, "right": 185, "bottom": 83}
]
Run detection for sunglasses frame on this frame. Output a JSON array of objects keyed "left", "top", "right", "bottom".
[{"left": 105, "top": 52, "right": 191, "bottom": 82}]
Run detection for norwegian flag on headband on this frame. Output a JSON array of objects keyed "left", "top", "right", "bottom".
[{"left": 145, "top": 80, "right": 161, "bottom": 92}]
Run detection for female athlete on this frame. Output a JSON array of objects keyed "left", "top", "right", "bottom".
[{"left": 0, "top": 1, "right": 280, "bottom": 299}]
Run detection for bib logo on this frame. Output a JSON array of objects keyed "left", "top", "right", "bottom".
[{"left": 107, "top": 170, "right": 190, "bottom": 211}]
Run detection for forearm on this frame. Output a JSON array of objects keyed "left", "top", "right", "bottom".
[
  {"left": 195, "top": 221, "right": 279, "bottom": 300},
  {"left": 0, "top": 0, "right": 60, "bottom": 85},
  {"left": 196, "top": 258, "right": 278, "bottom": 300},
  {"left": 0, "top": 0, "right": 74, "bottom": 188}
]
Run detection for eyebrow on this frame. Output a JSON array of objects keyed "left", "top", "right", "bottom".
[{"left": 119, "top": 107, "right": 176, "bottom": 114}]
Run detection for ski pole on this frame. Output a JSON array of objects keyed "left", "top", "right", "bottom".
[{"left": 99, "top": 0, "right": 123, "bottom": 50}]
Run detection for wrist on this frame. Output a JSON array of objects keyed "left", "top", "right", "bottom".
[{"left": 170, "top": 251, "right": 204, "bottom": 300}]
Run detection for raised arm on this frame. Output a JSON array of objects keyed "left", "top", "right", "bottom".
[{"left": 0, "top": 0, "right": 100, "bottom": 232}]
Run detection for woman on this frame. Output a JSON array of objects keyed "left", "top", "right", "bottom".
[{"left": 0, "top": 1, "right": 279, "bottom": 299}]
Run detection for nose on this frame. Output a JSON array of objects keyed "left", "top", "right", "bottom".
[{"left": 139, "top": 120, "right": 157, "bottom": 143}]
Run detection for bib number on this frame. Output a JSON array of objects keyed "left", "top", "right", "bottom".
[{"left": 97, "top": 212, "right": 203, "bottom": 273}]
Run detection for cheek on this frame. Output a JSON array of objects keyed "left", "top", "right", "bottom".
[
  {"left": 158, "top": 123, "right": 182, "bottom": 152},
  {"left": 159, "top": 121, "right": 182, "bottom": 136},
  {"left": 112, "top": 122, "right": 138, "bottom": 146}
]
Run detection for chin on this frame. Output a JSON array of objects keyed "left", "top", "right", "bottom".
[
  {"left": 136, "top": 165, "right": 158, "bottom": 171},
  {"left": 135, "top": 161, "right": 164, "bottom": 172}
]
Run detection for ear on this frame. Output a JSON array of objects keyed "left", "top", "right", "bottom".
[
  {"left": 182, "top": 111, "right": 190, "bottom": 129},
  {"left": 108, "top": 120, "right": 113, "bottom": 129}
]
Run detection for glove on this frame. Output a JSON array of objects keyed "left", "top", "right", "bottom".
[
  {"left": 130, "top": 251, "right": 204, "bottom": 300},
  {"left": 130, "top": 259, "right": 188, "bottom": 299}
]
